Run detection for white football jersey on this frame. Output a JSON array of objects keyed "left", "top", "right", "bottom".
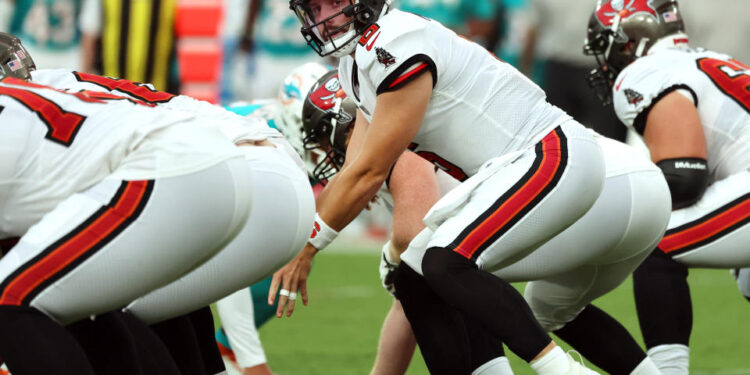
[
  {"left": 338, "top": 9, "right": 571, "bottom": 181},
  {"left": 0, "top": 78, "right": 240, "bottom": 238},
  {"left": 612, "top": 46, "right": 750, "bottom": 181},
  {"left": 30, "top": 69, "right": 282, "bottom": 144}
]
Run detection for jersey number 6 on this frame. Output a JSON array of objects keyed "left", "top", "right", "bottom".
[{"left": 697, "top": 57, "right": 750, "bottom": 113}]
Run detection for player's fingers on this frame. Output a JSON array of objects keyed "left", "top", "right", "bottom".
[
  {"left": 268, "top": 272, "right": 282, "bottom": 305},
  {"left": 276, "top": 272, "right": 296, "bottom": 317},
  {"left": 285, "top": 292, "right": 298, "bottom": 317},
  {"left": 285, "top": 274, "right": 300, "bottom": 317},
  {"left": 275, "top": 293, "right": 288, "bottom": 318},
  {"left": 300, "top": 280, "right": 309, "bottom": 306}
]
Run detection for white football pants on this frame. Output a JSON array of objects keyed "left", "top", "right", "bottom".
[
  {"left": 0, "top": 157, "right": 252, "bottom": 325},
  {"left": 127, "top": 145, "right": 315, "bottom": 323}
]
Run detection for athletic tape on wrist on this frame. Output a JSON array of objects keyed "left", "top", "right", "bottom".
[{"left": 308, "top": 213, "right": 338, "bottom": 250}]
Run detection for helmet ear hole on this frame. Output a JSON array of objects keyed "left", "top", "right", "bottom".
[{"left": 356, "top": 8, "right": 373, "bottom": 23}]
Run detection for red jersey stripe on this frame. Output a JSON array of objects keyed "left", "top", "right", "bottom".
[
  {"left": 0, "top": 181, "right": 150, "bottom": 305},
  {"left": 455, "top": 132, "right": 563, "bottom": 259}
]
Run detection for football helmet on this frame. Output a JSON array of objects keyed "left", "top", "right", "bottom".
[
  {"left": 290, "top": 0, "right": 391, "bottom": 58},
  {"left": 0, "top": 32, "right": 36, "bottom": 80},
  {"left": 301, "top": 69, "right": 357, "bottom": 182},
  {"left": 274, "top": 62, "right": 334, "bottom": 177},
  {"left": 583, "top": 0, "right": 685, "bottom": 104}
]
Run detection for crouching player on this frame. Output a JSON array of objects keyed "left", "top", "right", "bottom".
[
  {"left": 0, "top": 32, "right": 315, "bottom": 374},
  {"left": 583, "top": 1, "right": 750, "bottom": 372},
  {"left": 279, "top": 69, "right": 671, "bottom": 375},
  {"left": 0, "top": 62, "right": 254, "bottom": 375}
]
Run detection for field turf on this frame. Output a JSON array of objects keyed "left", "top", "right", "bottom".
[{"left": 222, "top": 242, "right": 750, "bottom": 374}]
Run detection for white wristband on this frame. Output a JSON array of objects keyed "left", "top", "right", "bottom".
[{"left": 308, "top": 213, "right": 339, "bottom": 250}]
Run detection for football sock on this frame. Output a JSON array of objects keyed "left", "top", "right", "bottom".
[
  {"left": 465, "top": 306, "right": 506, "bottom": 370},
  {"left": 633, "top": 249, "right": 692, "bottom": 348},
  {"left": 529, "top": 346, "right": 571, "bottom": 375},
  {"left": 472, "top": 357, "right": 513, "bottom": 375},
  {"left": 629, "top": 356, "right": 662, "bottom": 375},
  {"left": 120, "top": 311, "right": 182, "bottom": 375},
  {"left": 647, "top": 344, "right": 689, "bottom": 375},
  {"left": 553, "top": 304, "right": 645, "bottom": 375},
  {"left": 395, "top": 262, "right": 473, "bottom": 374},
  {"left": 189, "top": 306, "right": 226, "bottom": 375},
  {"left": 0, "top": 305, "right": 95, "bottom": 375},
  {"left": 421, "top": 247, "right": 552, "bottom": 362},
  {"left": 66, "top": 311, "right": 146, "bottom": 375},
  {"left": 151, "top": 313, "right": 209, "bottom": 375}
]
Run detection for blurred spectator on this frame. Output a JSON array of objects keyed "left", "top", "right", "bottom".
[
  {"left": 521, "top": 0, "right": 626, "bottom": 141},
  {"left": 5, "top": 0, "right": 83, "bottom": 70},
  {"left": 219, "top": 0, "right": 251, "bottom": 102},
  {"left": 395, "top": 0, "right": 497, "bottom": 47},
  {"left": 491, "top": 0, "right": 547, "bottom": 83},
  {"left": 79, "top": 0, "right": 180, "bottom": 93},
  {"left": 679, "top": 0, "right": 750, "bottom": 63},
  {"left": 234, "top": 0, "right": 319, "bottom": 100}
]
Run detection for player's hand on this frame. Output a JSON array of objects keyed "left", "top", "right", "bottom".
[
  {"left": 379, "top": 240, "right": 400, "bottom": 297},
  {"left": 269, "top": 243, "right": 317, "bottom": 318}
]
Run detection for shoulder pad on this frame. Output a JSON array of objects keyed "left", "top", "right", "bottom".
[{"left": 613, "top": 53, "right": 696, "bottom": 133}]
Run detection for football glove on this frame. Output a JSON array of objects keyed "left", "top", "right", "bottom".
[{"left": 379, "top": 240, "right": 400, "bottom": 297}]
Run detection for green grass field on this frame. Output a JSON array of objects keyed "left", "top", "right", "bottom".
[{"left": 238, "top": 243, "right": 750, "bottom": 375}]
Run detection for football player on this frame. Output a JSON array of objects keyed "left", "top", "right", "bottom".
[
  {"left": 0, "top": 35, "right": 255, "bottom": 375},
  {"left": 277, "top": 0, "right": 613, "bottom": 373},
  {"left": 0, "top": 32, "right": 316, "bottom": 375},
  {"left": 299, "top": 68, "right": 673, "bottom": 375},
  {"left": 583, "top": 1, "right": 750, "bottom": 374}
]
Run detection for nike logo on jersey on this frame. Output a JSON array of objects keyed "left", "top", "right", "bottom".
[
  {"left": 366, "top": 31, "right": 381, "bottom": 51},
  {"left": 615, "top": 73, "right": 627, "bottom": 91}
]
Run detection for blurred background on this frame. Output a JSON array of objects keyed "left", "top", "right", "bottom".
[{"left": 1, "top": 0, "right": 748, "bottom": 373}]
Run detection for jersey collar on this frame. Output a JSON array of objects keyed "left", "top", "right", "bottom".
[{"left": 648, "top": 32, "right": 690, "bottom": 55}]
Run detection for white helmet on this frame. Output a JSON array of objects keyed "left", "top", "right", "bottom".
[{"left": 274, "top": 62, "right": 333, "bottom": 178}]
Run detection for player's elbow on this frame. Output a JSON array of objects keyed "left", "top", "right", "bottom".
[{"left": 656, "top": 158, "right": 709, "bottom": 210}]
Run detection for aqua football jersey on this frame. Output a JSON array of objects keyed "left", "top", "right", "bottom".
[
  {"left": 9, "top": 0, "right": 81, "bottom": 50},
  {"left": 396, "top": 0, "right": 496, "bottom": 30}
]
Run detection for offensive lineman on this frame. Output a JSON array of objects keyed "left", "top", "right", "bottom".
[
  {"left": 0, "top": 39, "right": 254, "bottom": 374},
  {"left": 0, "top": 32, "right": 316, "bottom": 374},
  {"left": 583, "top": 1, "right": 750, "bottom": 373},
  {"left": 298, "top": 69, "right": 672, "bottom": 375},
  {"left": 272, "top": 1, "right": 665, "bottom": 371}
]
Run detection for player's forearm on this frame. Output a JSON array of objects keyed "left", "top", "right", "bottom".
[{"left": 317, "top": 164, "right": 387, "bottom": 232}]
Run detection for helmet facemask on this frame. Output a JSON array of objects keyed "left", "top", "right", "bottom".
[
  {"left": 583, "top": 12, "right": 633, "bottom": 105},
  {"left": 290, "top": 0, "right": 389, "bottom": 58}
]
